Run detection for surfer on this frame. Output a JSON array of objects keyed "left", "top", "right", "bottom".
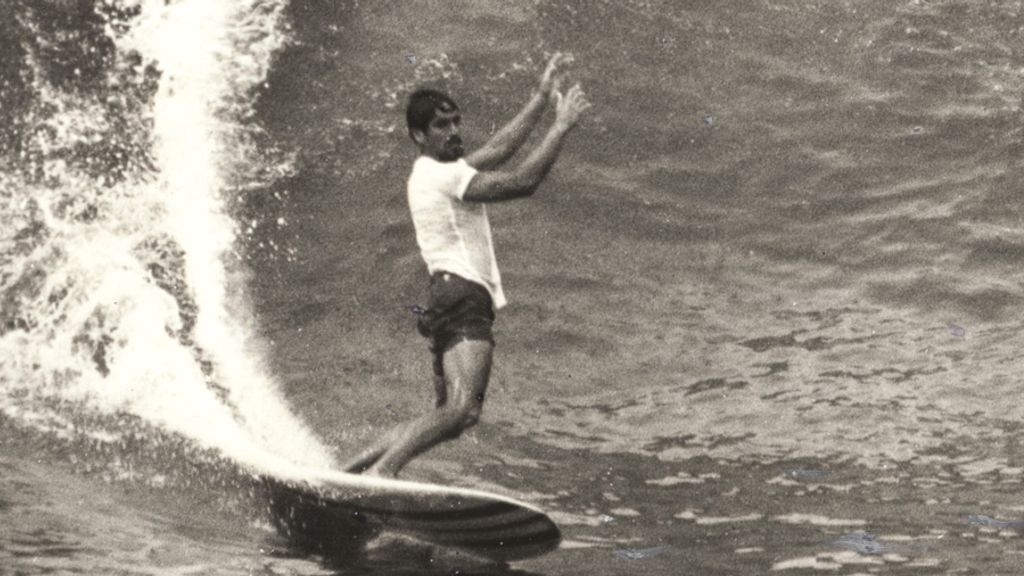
[{"left": 344, "top": 52, "right": 591, "bottom": 477}]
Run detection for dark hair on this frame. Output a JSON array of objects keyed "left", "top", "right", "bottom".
[{"left": 406, "top": 88, "right": 459, "bottom": 139}]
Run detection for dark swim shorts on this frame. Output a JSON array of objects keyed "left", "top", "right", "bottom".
[{"left": 416, "top": 272, "right": 495, "bottom": 376}]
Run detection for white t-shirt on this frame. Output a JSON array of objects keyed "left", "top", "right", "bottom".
[{"left": 407, "top": 156, "right": 507, "bottom": 309}]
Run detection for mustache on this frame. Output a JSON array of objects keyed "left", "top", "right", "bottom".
[{"left": 445, "top": 136, "right": 463, "bottom": 147}]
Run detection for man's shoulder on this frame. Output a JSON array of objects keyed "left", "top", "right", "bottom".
[
  {"left": 409, "top": 156, "right": 475, "bottom": 188},
  {"left": 411, "top": 155, "right": 473, "bottom": 171}
]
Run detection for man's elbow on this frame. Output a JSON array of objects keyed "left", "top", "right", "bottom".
[
  {"left": 507, "top": 175, "right": 540, "bottom": 198},
  {"left": 520, "top": 184, "right": 540, "bottom": 198},
  {"left": 467, "top": 173, "right": 538, "bottom": 202}
]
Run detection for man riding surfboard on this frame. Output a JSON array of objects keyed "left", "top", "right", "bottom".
[{"left": 344, "top": 52, "right": 591, "bottom": 477}]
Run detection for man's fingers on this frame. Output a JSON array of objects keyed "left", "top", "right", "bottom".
[
  {"left": 567, "top": 85, "right": 587, "bottom": 104},
  {"left": 545, "top": 51, "right": 569, "bottom": 74},
  {"left": 560, "top": 82, "right": 582, "bottom": 99},
  {"left": 546, "top": 51, "right": 574, "bottom": 73},
  {"left": 572, "top": 90, "right": 591, "bottom": 112}
]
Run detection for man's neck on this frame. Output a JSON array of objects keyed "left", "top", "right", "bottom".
[{"left": 422, "top": 151, "right": 460, "bottom": 163}]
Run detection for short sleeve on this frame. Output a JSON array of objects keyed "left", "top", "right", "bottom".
[
  {"left": 450, "top": 159, "right": 479, "bottom": 201},
  {"left": 408, "top": 157, "right": 479, "bottom": 201}
]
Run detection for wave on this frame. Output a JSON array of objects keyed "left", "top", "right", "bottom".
[{"left": 0, "top": 0, "right": 334, "bottom": 483}]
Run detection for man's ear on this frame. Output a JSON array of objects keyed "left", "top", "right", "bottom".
[{"left": 410, "top": 129, "right": 426, "bottom": 146}]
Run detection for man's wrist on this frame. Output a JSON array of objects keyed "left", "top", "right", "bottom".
[{"left": 552, "top": 119, "right": 575, "bottom": 134}]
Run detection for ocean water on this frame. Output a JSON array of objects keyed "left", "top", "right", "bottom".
[{"left": 4, "top": 0, "right": 1024, "bottom": 574}]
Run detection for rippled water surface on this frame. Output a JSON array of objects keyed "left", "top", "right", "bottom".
[{"left": 4, "top": 0, "right": 1024, "bottom": 574}]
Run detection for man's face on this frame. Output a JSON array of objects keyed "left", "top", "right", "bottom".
[{"left": 415, "top": 109, "right": 464, "bottom": 161}]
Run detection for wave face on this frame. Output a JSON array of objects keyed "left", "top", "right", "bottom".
[{"left": 0, "top": 0, "right": 334, "bottom": 481}]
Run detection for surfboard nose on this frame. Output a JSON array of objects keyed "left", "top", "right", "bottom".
[{"left": 381, "top": 498, "right": 562, "bottom": 561}]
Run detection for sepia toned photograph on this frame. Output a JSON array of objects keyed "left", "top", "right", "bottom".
[{"left": 2, "top": 0, "right": 1024, "bottom": 574}]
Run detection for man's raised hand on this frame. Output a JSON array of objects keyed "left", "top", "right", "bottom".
[
  {"left": 553, "top": 83, "right": 591, "bottom": 130},
  {"left": 539, "top": 52, "right": 574, "bottom": 97}
]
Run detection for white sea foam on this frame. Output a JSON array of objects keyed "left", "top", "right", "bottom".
[
  {"left": 773, "top": 513, "right": 867, "bottom": 527},
  {"left": 0, "top": 0, "right": 335, "bottom": 478},
  {"left": 126, "top": 0, "right": 335, "bottom": 474},
  {"left": 696, "top": 513, "right": 763, "bottom": 525},
  {"left": 773, "top": 551, "right": 885, "bottom": 571}
]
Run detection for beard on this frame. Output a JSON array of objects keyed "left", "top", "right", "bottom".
[{"left": 437, "top": 138, "right": 464, "bottom": 161}]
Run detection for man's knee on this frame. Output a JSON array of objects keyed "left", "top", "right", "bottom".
[
  {"left": 442, "top": 400, "right": 481, "bottom": 438},
  {"left": 459, "top": 395, "right": 483, "bottom": 427},
  {"left": 431, "top": 404, "right": 467, "bottom": 441},
  {"left": 462, "top": 406, "right": 481, "bottom": 429},
  {"left": 440, "top": 426, "right": 463, "bottom": 441}
]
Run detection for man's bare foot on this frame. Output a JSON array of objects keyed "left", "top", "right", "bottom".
[
  {"left": 363, "top": 464, "right": 398, "bottom": 479},
  {"left": 342, "top": 451, "right": 382, "bottom": 474},
  {"left": 343, "top": 462, "right": 370, "bottom": 474}
]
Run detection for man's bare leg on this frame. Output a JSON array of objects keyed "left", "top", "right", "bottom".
[
  {"left": 366, "top": 339, "right": 492, "bottom": 478},
  {"left": 342, "top": 372, "right": 447, "bottom": 473},
  {"left": 342, "top": 424, "right": 406, "bottom": 473}
]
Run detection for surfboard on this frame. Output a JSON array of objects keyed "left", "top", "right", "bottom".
[{"left": 265, "top": 468, "right": 561, "bottom": 562}]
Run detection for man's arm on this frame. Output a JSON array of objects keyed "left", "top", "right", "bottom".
[
  {"left": 465, "top": 53, "right": 572, "bottom": 171},
  {"left": 463, "top": 84, "right": 591, "bottom": 203}
]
